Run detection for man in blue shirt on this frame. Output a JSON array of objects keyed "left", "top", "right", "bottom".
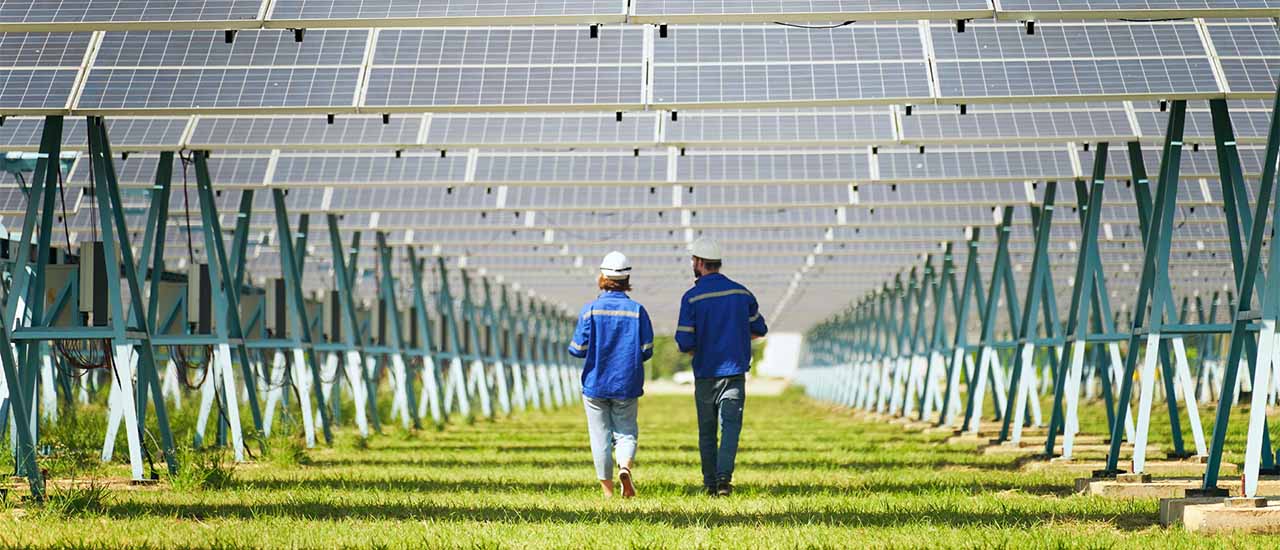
[
  {"left": 675, "top": 238, "right": 768, "bottom": 497},
  {"left": 569, "top": 251, "right": 654, "bottom": 498}
]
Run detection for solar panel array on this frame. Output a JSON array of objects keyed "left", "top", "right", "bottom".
[{"left": 1, "top": 8, "right": 1278, "bottom": 331}]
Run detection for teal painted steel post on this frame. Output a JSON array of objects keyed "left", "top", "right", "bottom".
[
  {"left": 135, "top": 152, "right": 174, "bottom": 434},
  {"left": 1045, "top": 144, "right": 1108, "bottom": 457},
  {"left": 961, "top": 208, "right": 1015, "bottom": 433},
  {"left": 376, "top": 233, "right": 420, "bottom": 431},
  {"left": 86, "top": 117, "right": 179, "bottom": 476},
  {"left": 436, "top": 257, "right": 472, "bottom": 418},
  {"left": 1199, "top": 85, "right": 1280, "bottom": 493},
  {"left": 269, "top": 190, "right": 333, "bottom": 445},
  {"left": 460, "top": 270, "right": 495, "bottom": 419},
  {"left": 193, "top": 155, "right": 265, "bottom": 440},
  {"left": 939, "top": 230, "right": 982, "bottom": 427},
  {"left": 406, "top": 248, "right": 445, "bottom": 425},
  {"left": 482, "top": 278, "right": 512, "bottom": 415},
  {"left": 0, "top": 116, "right": 63, "bottom": 497},
  {"left": 998, "top": 182, "right": 1058, "bottom": 444},
  {"left": 326, "top": 215, "right": 381, "bottom": 434},
  {"left": 1100, "top": 102, "right": 1187, "bottom": 476},
  {"left": 920, "top": 243, "right": 955, "bottom": 421}
]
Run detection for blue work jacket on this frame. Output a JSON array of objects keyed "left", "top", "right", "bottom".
[
  {"left": 675, "top": 273, "right": 769, "bottom": 379},
  {"left": 568, "top": 291, "right": 654, "bottom": 399}
]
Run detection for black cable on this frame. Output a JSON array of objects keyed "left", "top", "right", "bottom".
[
  {"left": 772, "top": 20, "right": 856, "bottom": 29},
  {"left": 55, "top": 161, "right": 73, "bottom": 252},
  {"left": 178, "top": 153, "right": 198, "bottom": 271}
]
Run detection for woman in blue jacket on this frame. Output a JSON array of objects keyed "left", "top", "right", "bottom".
[{"left": 568, "top": 251, "right": 654, "bottom": 498}]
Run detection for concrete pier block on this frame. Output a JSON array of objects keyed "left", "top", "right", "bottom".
[{"left": 1181, "top": 498, "right": 1280, "bottom": 533}]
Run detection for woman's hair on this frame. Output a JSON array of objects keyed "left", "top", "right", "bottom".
[{"left": 598, "top": 274, "right": 632, "bottom": 292}]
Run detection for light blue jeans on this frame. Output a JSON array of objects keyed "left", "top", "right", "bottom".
[{"left": 583, "top": 396, "right": 638, "bottom": 481}]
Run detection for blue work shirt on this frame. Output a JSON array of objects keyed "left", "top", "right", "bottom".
[
  {"left": 675, "top": 273, "right": 769, "bottom": 379},
  {"left": 568, "top": 290, "right": 654, "bottom": 399}
]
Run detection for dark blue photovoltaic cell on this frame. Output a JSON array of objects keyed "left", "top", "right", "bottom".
[
  {"left": 77, "top": 68, "right": 361, "bottom": 109},
  {"left": 373, "top": 28, "right": 640, "bottom": 65},
  {"left": 269, "top": 0, "right": 624, "bottom": 20},
  {"left": 653, "top": 62, "right": 930, "bottom": 104},
  {"left": 632, "top": 0, "right": 989, "bottom": 17},
  {"left": 0, "top": 0, "right": 264, "bottom": 24},
  {"left": 364, "top": 67, "right": 644, "bottom": 108},
  {"left": 0, "top": 32, "right": 91, "bottom": 66},
  {"left": 935, "top": 59, "right": 1220, "bottom": 98},
  {"left": 0, "top": 70, "right": 77, "bottom": 109},
  {"left": 94, "top": 30, "right": 368, "bottom": 67},
  {"left": 999, "top": 0, "right": 1280, "bottom": 11}
]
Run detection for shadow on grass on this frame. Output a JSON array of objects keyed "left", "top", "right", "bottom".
[
  {"left": 235, "top": 473, "right": 1074, "bottom": 498},
  {"left": 98, "top": 496, "right": 1153, "bottom": 530},
  {"left": 305, "top": 453, "right": 1028, "bottom": 474}
]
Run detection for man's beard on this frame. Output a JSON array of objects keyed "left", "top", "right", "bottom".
[{"left": 692, "top": 268, "right": 700, "bottom": 279}]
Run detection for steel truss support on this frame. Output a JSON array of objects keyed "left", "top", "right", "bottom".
[
  {"left": 326, "top": 214, "right": 379, "bottom": 436},
  {"left": 1201, "top": 88, "right": 1280, "bottom": 496},
  {"left": 961, "top": 207, "right": 1018, "bottom": 434},
  {"left": 459, "top": 270, "right": 495, "bottom": 419},
  {"left": 436, "top": 258, "right": 474, "bottom": 419},
  {"left": 997, "top": 181, "right": 1058, "bottom": 445},
  {"left": 406, "top": 248, "right": 445, "bottom": 426},
  {"left": 270, "top": 195, "right": 333, "bottom": 446},
  {"left": 376, "top": 232, "right": 420, "bottom": 431},
  {"left": 191, "top": 153, "right": 265, "bottom": 460},
  {"left": 479, "top": 278, "right": 512, "bottom": 416},
  {"left": 1099, "top": 101, "right": 1193, "bottom": 477},
  {"left": 940, "top": 230, "right": 985, "bottom": 427},
  {"left": 85, "top": 117, "right": 178, "bottom": 478}
]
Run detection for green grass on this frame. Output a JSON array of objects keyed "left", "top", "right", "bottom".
[{"left": 3, "top": 390, "right": 1278, "bottom": 548}]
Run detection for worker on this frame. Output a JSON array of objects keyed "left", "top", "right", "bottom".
[
  {"left": 568, "top": 251, "right": 654, "bottom": 498},
  {"left": 675, "top": 237, "right": 768, "bottom": 497}
]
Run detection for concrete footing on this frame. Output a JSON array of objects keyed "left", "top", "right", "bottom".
[
  {"left": 1166, "top": 497, "right": 1280, "bottom": 533},
  {"left": 1024, "top": 459, "right": 1235, "bottom": 477},
  {"left": 1077, "top": 477, "right": 1280, "bottom": 499}
]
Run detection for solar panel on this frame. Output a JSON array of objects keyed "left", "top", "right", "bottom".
[
  {"left": 1207, "top": 22, "right": 1280, "bottom": 96},
  {"left": 678, "top": 150, "right": 871, "bottom": 182},
  {"left": 271, "top": 154, "right": 467, "bottom": 186},
  {"left": 668, "top": 109, "right": 893, "bottom": 145},
  {"left": 364, "top": 28, "right": 645, "bottom": 110},
  {"left": 901, "top": 104, "right": 1135, "bottom": 143},
  {"left": 427, "top": 113, "right": 658, "bottom": 148},
  {"left": 996, "top": 0, "right": 1280, "bottom": 19},
  {"left": 0, "top": 69, "right": 79, "bottom": 111},
  {"left": 651, "top": 25, "right": 931, "bottom": 107},
  {"left": 877, "top": 146, "right": 1075, "bottom": 182},
  {"left": 189, "top": 116, "right": 421, "bottom": 149},
  {"left": 475, "top": 153, "right": 667, "bottom": 184},
  {"left": 0, "top": 0, "right": 266, "bottom": 30},
  {"left": 504, "top": 185, "right": 670, "bottom": 210},
  {"left": 0, "top": 32, "right": 91, "bottom": 65},
  {"left": 65, "top": 153, "right": 270, "bottom": 188},
  {"left": 630, "top": 0, "right": 992, "bottom": 22},
  {"left": 267, "top": 0, "right": 626, "bottom": 26},
  {"left": 933, "top": 22, "right": 1220, "bottom": 101},
  {"left": 77, "top": 30, "right": 365, "bottom": 112}
]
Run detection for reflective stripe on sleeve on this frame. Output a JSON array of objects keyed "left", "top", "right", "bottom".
[
  {"left": 569, "top": 341, "right": 588, "bottom": 351},
  {"left": 641, "top": 343, "right": 653, "bottom": 351},
  {"left": 676, "top": 326, "right": 695, "bottom": 333}
]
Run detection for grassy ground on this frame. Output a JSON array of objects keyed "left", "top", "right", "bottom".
[{"left": 2, "top": 389, "right": 1278, "bottom": 548}]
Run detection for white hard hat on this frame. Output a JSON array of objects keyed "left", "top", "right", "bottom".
[
  {"left": 599, "top": 251, "right": 632, "bottom": 280},
  {"left": 689, "top": 237, "right": 722, "bottom": 261}
]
